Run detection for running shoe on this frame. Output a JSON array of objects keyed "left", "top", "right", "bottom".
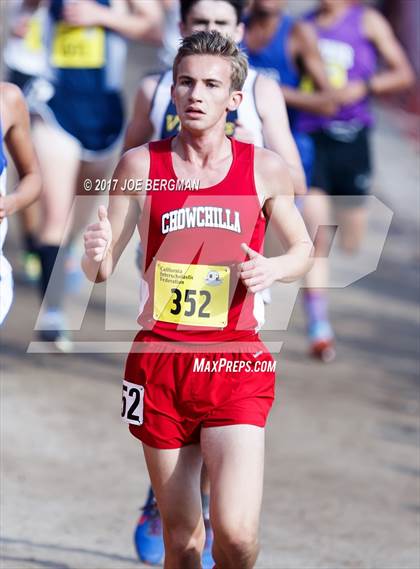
[
  {"left": 37, "top": 309, "right": 73, "bottom": 352},
  {"left": 21, "top": 252, "right": 41, "bottom": 284},
  {"left": 202, "top": 517, "right": 215, "bottom": 569},
  {"left": 134, "top": 488, "right": 164, "bottom": 565},
  {"left": 308, "top": 320, "right": 336, "bottom": 363}
]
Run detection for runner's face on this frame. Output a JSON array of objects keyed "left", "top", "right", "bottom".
[
  {"left": 182, "top": 0, "right": 243, "bottom": 43},
  {"left": 253, "top": 0, "right": 284, "bottom": 16},
  {"left": 172, "top": 55, "right": 242, "bottom": 133},
  {"left": 320, "top": 0, "right": 349, "bottom": 10}
]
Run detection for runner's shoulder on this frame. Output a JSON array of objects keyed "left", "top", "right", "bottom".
[
  {"left": 291, "top": 19, "right": 319, "bottom": 52},
  {"left": 254, "top": 147, "right": 293, "bottom": 197},
  {"left": 118, "top": 144, "right": 151, "bottom": 180},
  {"left": 137, "top": 73, "right": 165, "bottom": 102},
  {"left": 254, "top": 72, "right": 282, "bottom": 95},
  {"left": 1, "top": 82, "right": 26, "bottom": 110},
  {"left": 0, "top": 82, "right": 28, "bottom": 131},
  {"left": 254, "top": 146, "right": 288, "bottom": 171},
  {"left": 254, "top": 73, "right": 285, "bottom": 115},
  {"left": 362, "top": 6, "right": 391, "bottom": 40}
]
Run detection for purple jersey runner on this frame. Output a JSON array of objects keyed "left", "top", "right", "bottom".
[{"left": 298, "top": 4, "right": 377, "bottom": 133}]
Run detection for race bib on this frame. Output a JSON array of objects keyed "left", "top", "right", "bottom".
[
  {"left": 51, "top": 23, "right": 105, "bottom": 68},
  {"left": 319, "top": 39, "right": 354, "bottom": 89},
  {"left": 299, "top": 75, "right": 315, "bottom": 93},
  {"left": 153, "top": 261, "right": 230, "bottom": 328},
  {"left": 25, "top": 18, "right": 43, "bottom": 53},
  {"left": 121, "top": 380, "right": 144, "bottom": 426},
  {"left": 326, "top": 62, "right": 348, "bottom": 89}
]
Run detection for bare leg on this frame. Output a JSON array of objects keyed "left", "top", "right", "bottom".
[
  {"left": 20, "top": 201, "right": 40, "bottom": 246},
  {"left": 142, "top": 443, "right": 205, "bottom": 569},
  {"left": 302, "top": 188, "right": 332, "bottom": 290},
  {"left": 301, "top": 189, "right": 335, "bottom": 358},
  {"left": 32, "top": 119, "right": 79, "bottom": 313},
  {"left": 32, "top": 119, "right": 80, "bottom": 245},
  {"left": 335, "top": 205, "right": 367, "bottom": 254},
  {"left": 201, "top": 425, "right": 265, "bottom": 569}
]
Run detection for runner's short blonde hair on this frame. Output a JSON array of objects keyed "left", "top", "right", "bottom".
[{"left": 173, "top": 30, "right": 248, "bottom": 91}]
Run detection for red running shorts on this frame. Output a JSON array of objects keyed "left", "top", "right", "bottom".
[{"left": 123, "top": 331, "right": 276, "bottom": 449}]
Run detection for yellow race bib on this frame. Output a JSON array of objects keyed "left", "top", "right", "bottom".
[
  {"left": 299, "top": 63, "right": 348, "bottom": 93},
  {"left": 24, "top": 18, "right": 43, "bottom": 53},
  {"left": 153, "top": 261, "right": 231, "bottom": 328},
  {"left": 326, "top": 62, "right": 348, "bottom": 89},
  {"left": 51, "top": 22, "right": 105, "bottom": 68},
  {"left": 299, "top": 75, "right": 315, "bottom": 93}
]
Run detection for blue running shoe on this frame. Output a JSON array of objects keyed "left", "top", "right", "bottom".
[
  {"left": 134, "top": 488, "right": 164, "bottom": 565},
  {"left": 202, "top": 518, "right": 214, "bottom": 569}
]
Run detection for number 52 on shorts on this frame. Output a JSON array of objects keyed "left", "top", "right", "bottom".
[{"left": 121, "top": 380, "right": 144, "bottom": 426}]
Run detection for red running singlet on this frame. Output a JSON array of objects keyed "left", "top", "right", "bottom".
[{"left": 138, "top": 136, "right": 266, "bottom": 343}]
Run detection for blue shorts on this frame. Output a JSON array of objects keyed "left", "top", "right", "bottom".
[
  {"left": 291, "top": 130, "right": 314, "bottom": 212},
  {"left": 292, "top": 130, "right": 315, "bottom": 188},
  {"left": 47, "top": 86, "right": 124, "bottom": 159},
  {"left": 27, "top": 79, "right": 124, "bottom": 161},
  {"left": 7, "top": 68, "right": 35, "bottom": 91}
]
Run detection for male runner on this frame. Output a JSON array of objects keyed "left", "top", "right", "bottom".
[
  {"left": 0, "top": 82, "right": 42, "bottom": 324},
  {"left": 21, "top": 0, "right": 162, "bottom": 349},
  {"left": 123, "top": 1, "right": 306, "bottom": 563},
  {"left": 298, "top": 0, "right": 414, "bottom": 360},
  {"left": 242, "top": 0, "right": 340, "bottom": 359},
  {"left": 83, "top": 31, "right": 313, "bottom": 569},
  {"left": 124, "top": 0, "right": 306, "bottom": 195},
  {"left": 4, "top": 0, "right": 47, "bottom": 282}
]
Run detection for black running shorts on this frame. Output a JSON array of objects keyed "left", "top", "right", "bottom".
[{"left": 311, "top": 126, "right": 372, "bottom": 206}]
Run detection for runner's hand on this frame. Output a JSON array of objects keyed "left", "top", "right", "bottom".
[
  {"left": 238, "top": 243, "right": 277, "bottom": 293},
  {"left": 333, "top": 80, "right": 369, "bottom": 106},
  {"left": 64, "top": 0, "right": 106, "bottom": 27},
  {"left": 83, "top": 206, "right": 112, "bottom": 263},
  {"left": 0, "top": 195, "right": 18, "bottom": 223}
]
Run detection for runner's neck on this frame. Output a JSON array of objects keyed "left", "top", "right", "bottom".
[
  {"left": 172, "top": 132, "right": 233, "bottom": 168},
  {"left": 317, "top": 2, "right": 352, "bottom": 27}
]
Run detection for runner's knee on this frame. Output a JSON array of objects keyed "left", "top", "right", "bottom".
[
  {"left": 164, "top": 523, "right": 205, "bottom": 557},
  {"left": 213, "top": 523, "right": 259, "bottom": 562},
  {"left": 340, "top": 234, "right": 362, "bottom": 255}
]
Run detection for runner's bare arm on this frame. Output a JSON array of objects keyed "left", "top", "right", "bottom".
[
  {"left": 254, "top": 74, "right": 306, "bottom": 196},
  {"left": 238, "top": 149, "right": 313, "bottom": 292},
  {"left": 63, "top": 0, "right": 163, "bottom": 42},
  {"left": 123, "top": 76, "right": 159, "bottom": 152},
  {"left": 0, "top": 83, "right": 41, "bottom": 222},
  {"left": 82, "top": 147, "right": 149, "bottom": 283},
  {"left": 332, "top": 9, "right": 414, "bottom": 107},
  {"left": 363, "top": 8, "right": 414, "bottom": 95},
  {"left": 282, "top": 21, "right": 337, "bottom": 117},
  {"left": 293, "top": 21, "right": 330, "bottom": 90}
]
